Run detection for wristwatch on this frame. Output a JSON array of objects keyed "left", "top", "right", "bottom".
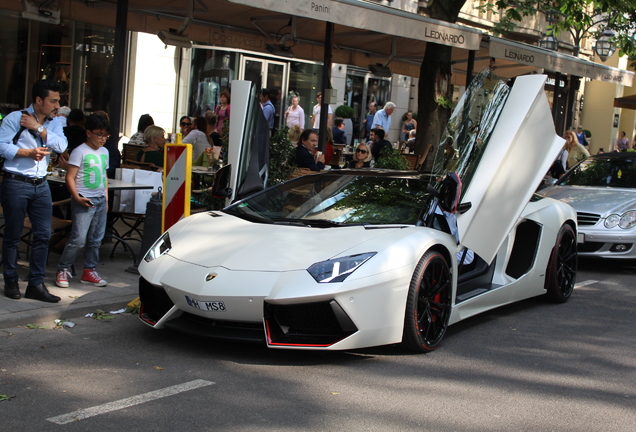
[{"left": 36, "top": 125, "right": 44, "bottom": 135}]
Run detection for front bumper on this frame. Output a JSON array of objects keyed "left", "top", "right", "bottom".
[
  {"left": 578, "top": 228, "right": 636, "bottom": 259},
  {"left": 138, "top": 276, "right": 359, "bottom": 348}
]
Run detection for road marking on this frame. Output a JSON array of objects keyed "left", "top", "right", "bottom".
[
  {"left": 574, "top": 280, "right": 598, "bottom": 288},
  {"left": 47, "top": 379, "right": 214, "bottom": 425}
]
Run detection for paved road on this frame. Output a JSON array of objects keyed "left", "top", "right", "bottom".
[{"left": 1, "top": 258, "right": 634, "bottom": 431}]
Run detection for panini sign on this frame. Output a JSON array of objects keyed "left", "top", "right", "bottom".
[{"left": 226, "top": 0, "right": 482, "bottom": 50}]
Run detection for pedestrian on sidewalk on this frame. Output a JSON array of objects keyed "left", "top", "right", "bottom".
[
  {"left": 0, "top": 80, "right": 68, "bottom": 302},
  {"left": 55, "top": 113, "right": 110, "bottom": 289}
]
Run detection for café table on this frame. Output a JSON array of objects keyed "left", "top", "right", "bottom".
[{"left": 191, "top": 165, "right": 216, "bottom": 191}]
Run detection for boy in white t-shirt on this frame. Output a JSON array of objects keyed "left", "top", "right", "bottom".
[{"left": 56, "top": 114, "right": 110, "bottom": 287}]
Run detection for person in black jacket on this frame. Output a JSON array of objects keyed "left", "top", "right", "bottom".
[
  {"left": 295, "top": 129, "right": 325, "bottom": 171},
  {"left": 332, "top": 118, "right": 347, "bottom": 144},
  {"left": 62, "top": 109, "right": 85, "bottom": 154},
  {"left": 370, "top": 128, "right": 392, "bottom": 162}
]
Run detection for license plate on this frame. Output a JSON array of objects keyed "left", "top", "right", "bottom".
[
  {"left": 577, "top": 233, "right": 584, "bottom": 243},
  {"left": 185, "top": 295, "right": 226, "bottom": 312}
]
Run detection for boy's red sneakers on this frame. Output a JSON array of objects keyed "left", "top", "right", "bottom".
[
  {"left": 55, "top": 269, "right": 72, "bottom": 288},
  {"left": 80, "top": 268, "right": 107, "bottom": 287}
]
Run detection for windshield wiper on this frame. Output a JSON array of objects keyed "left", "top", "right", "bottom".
[{"left": 270, "top": 218, "right": 347, "bottom": 227}]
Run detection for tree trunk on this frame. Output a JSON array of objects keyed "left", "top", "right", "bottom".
[
  {"left": 414, "top": 43, "right": 453, "bottom": 171},
  {"left": 415, "top": 0, "right": 467, "bottom": 171}
]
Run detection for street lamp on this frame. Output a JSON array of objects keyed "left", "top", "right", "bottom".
[
  {"left": 539, "top": 9, "right": 615, "bottom": 58},
  {"left": 539, "top": 34, "right": 559, "bottom": 51},
  {"left": 594, "top": 28, "right": 616, "bottom": 62}
]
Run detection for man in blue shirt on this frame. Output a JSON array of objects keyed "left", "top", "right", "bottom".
[
  {"left": 260, "top": 88, "right": 275, "bottom": 131},
  {"left": 363, "top": 101, "right": 377, "bottom": 139},
  {"left": 0, "top": 80, "right": 68, "bottom": 302},
  {"left": 372, "top": 101, "right": 396, "bottom": 136}
]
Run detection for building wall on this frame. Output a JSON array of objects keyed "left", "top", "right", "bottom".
[{"left": 581, "top": 52, "right": 634, "bottom": 153}]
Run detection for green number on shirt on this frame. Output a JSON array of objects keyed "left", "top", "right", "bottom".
[{"left": 83, "top": 154, "right": 107, "bottom": 189}]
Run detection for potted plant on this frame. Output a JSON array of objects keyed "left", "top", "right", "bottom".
[
  {"left": 374, "top": 147, "right": 411, "bottom": 170},
  {"left": 335, "top": 105, "right": 354, "bottom": 145},
  {"left": 268, "top": 127, "right": 297, "bottom": 186}
]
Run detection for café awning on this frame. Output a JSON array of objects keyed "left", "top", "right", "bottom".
[
  {"left": 224, "top": 0, "right": 482, "bottom": 50},
  {"left": 489, "top": 37, "right": 634, "bottom": 87},
  {"left": 614, "top": 94, "right": 636, "bottom": 110}
]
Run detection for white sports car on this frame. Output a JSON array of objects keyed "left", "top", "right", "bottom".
[{"left": 138, "top": 71, "right": 578, "bottom": 352}]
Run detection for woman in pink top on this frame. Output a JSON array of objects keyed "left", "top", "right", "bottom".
[
  {"left": 284, "top": 96, "right": 305, "bottom": 129},
  {"left": 214, "top": 91, "right": 231, "bottom": 135}
]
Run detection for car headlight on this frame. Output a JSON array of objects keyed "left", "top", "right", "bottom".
[
  {"left": 620, "top": 211, "right": 636, "bottom": 229},
  {"left": 604, "top": 214, "right": 620, "bottom": 228},
  {"left": 144, "top": 232, "right": 172, "bottom": 263},
  {"left": 307, "top": 252, "right": 376, "bottom": 283}
]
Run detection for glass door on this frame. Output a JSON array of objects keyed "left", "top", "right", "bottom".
[{"left": 240, "top": 56, "right": 288, "bottom": 129}]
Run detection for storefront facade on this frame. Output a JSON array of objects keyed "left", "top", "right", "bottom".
[
  {"left": 2, "top": 0, "right": 632, "bottom": 152},
  {"left": 0, "top": 8, "right": 116, "bottom": 117}
]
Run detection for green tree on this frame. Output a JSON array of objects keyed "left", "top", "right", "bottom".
[{"left": 416, "top": 0, "right": 636, "bottom": 167}]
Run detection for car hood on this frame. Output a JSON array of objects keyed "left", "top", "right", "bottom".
[
  {"left": 166, "top": 212, "right": 407, "bottom": 271},
  {"left": 539, "top": 186, "right": 636, "bottom": 215}
]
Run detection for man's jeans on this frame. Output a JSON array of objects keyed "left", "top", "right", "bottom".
[
  {"left": 1, "top": 177, "right": 52, "bottom": 285},
  {"left": 58, "top": 195, "right": 107, "bottom": 271}
]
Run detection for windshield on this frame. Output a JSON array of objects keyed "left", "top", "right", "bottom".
[
  {"left": 558, "top": 156, "right": 636, "bottom": 188},
  {"left": 430, "top": 69, "right": 510, "bottom": 195},
  {"left": 224, "top": 172, "right": 430, "bottom": 225}
]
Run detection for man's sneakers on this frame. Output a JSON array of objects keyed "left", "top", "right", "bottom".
[
  {"left": 80, "top": 268, "right": 108, "bottom": 287},
  {"left": 55, "top": 269, "right": 72, "bottom": 288}
]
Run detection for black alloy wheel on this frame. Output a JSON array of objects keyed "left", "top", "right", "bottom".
[
  {"left": 402, "top": 250, "right": 452, "bottom": 352},
  {"left": 545, "top": 224, "right": 577, "bottom": 303}
]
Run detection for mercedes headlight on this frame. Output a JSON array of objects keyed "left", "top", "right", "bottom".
[
  {"left": 307, "top": 252, "right": 376, "bottom": 283},
  {"left": 604, "top": 214, "right": 620, "bottom": 228},
  {"left": 144, "top": 232, "right": 172, "bottom": 263},
  {"left": 619, "top": 211, "right": 636, "bottom": 229}
]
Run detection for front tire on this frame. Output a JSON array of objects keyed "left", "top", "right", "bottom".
[
  {"left": 402, "top": 250, "right": 452, "bottom": 352},
  {"left": 545, "top": 224, "right": 577, "bottom": 303}
]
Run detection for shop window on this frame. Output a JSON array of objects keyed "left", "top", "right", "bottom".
[
  {"left": 0, "top": 12, "right": 29, "bottom": 116},
  {"left": 189, "top": 49, "right": 237, "bottom": 116},
  {"left": 71, "top": 23, "right": 116, "bottom": 113}
]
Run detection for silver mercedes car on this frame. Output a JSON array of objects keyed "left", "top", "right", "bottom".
[{"left": 540, "top": 152, "right": 636, "bottom": 259}]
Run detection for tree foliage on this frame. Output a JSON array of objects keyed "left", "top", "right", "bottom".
[
  {"left": 267, "top": 127, "right": 297, "bottom": 186},
  {"left": 374, "top": 147, "right": 411, "bottom": 170},
  {"left": 479, "top": 0, "right": 636, "bottom": 58}
]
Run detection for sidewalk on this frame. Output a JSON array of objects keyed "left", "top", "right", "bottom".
[{"left": 0, "top": 236, "right": 142, "bottom": 329}]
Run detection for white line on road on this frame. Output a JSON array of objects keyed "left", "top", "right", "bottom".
[
  {"left": 47, "top": 379, "right": 215, "bottom": 425},
  {"left": 575, "top": 280, "right": 598, "bottom": 288}
]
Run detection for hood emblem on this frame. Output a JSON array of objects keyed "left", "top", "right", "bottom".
[{"left": 205, "top": 273, "right": 218, "bottom": 282}]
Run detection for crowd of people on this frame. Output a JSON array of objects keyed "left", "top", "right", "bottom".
[{"left": 280, "top": 94, "right": 415, "bottom": 173}]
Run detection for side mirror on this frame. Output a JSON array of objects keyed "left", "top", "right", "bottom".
[{"left": 438, "top": 172, "right": 462, "bottom": 214}]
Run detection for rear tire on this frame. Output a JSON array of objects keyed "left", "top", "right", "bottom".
[
  {"left": 402, "top": 250, "right": 452, "bottom": 352},
  {"left": 545, "top": 224, "right": 577, "bottom": 303}
]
